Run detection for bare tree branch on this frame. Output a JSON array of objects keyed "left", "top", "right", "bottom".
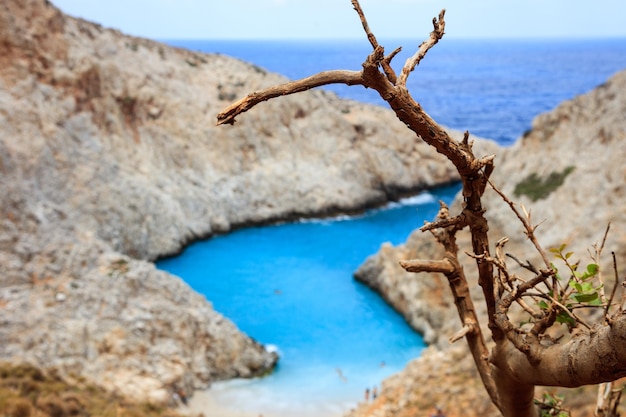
[
  {"left": 487, "top": 178, "right": 553, "bottom": 271},
  {"left": 216, "top": 70, "right": 364, "bottom": 125},
  {"left": 492, "top": 313, "right": 626, "bottom": 387},
  {"left": 398, "top": 9, "right": 446, "bottom": 86},
  {"left": 449, "top": 321, "right": 476, "bottom": 344},
  {"left": 505, "top": 253, "right": 539, "bottom": 274},
  {"left": 494, "top": 269, "right": 552, "bottom": 362},
  {"left": 351, "top": 0, "right": 379, "bottom": 50},
  {"left": 420, "top": 214, "right": 465, "bottom": 233},
  {"left": 350, "top": 0, "right": 399, "bottom": 84},
  {"left": 606, "top": 251, "right": 619, "bottom": 323},
  {"left": 382, "top": 46, "right": 402, "bottom": 84},
  {"left": 597, "top": 382, "right": 623, "bottom": 417},
  {"left": 401, "top": 202, "right": 501, "bottom": 410}
]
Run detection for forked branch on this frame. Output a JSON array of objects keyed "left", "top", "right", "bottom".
[{"left": 400, "top": 202, "right": 500, "bottom": 409}]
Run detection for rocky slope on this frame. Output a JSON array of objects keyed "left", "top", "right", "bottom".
[
  {"left": 0, "top": 0, "right": 489, "bottom": 405},
  {"left": 0, "top": 0, "right": 479, "bottom": 262},
  {"left": 350, "top": 69, "right": 626, "bottom": 416}
]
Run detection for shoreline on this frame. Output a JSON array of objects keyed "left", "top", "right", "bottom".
[
  {"left": 178, "top": 384, "right": 351, "bottom": 417},
  {"left": 153, "top": 181, "right": 462, "bottom": 262}
]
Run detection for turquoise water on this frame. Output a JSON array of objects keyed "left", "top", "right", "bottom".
[
  {"left": 157, "top": 184, "right": 459, "bottom": 415},
  {"left": 154, "top": 37, "right": 626, "bottom": 415},
  {"left": 155, "top": 37, "right": 626, "bottom": 414}
]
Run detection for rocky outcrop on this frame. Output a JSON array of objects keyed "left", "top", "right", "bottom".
[
  {"left": 354, "top": 137, "right": 500, "bottom": 348},
  {"left": 0, "top": 0, "right": 477, "bottom": 262},
  {"left": 350, "top": 69, "right": 626, "bottom": 416},
  {"left": 0, "top": 179, "right": 280, "bottom": 405},
  {"left": 0, "top": 0, "right": 486, "bottom": 404}
]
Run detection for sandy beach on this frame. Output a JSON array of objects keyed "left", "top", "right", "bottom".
[
  {"left": 179, "top": 390, "right": 264, "bottom": 417},
  {"left": 177, "top": 382, "right": 354, "bottom": 417}
]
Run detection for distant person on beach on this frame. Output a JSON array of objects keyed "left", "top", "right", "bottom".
[
  {"left": 372, "top": 386, "right": 378, "bottom": 400},
  {"left": 431, "top": 406, "right": 446, "bottom": 417},
  {"left": 177, "top": 388, "right": 188, "bottom": 406},
  {"left": 365, "top": 388, "right": 370, "bottom": 401}
]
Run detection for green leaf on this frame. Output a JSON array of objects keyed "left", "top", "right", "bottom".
[
  {"left": 580, "top": 282, "right": 595, "bottom": 293},
  {"left": 574, "top": 292, "right": 598, "bottom": 303},
  {"left": 581, "top": 263, "right": 599, "bottom": 280},
  {"left": 538, "top": 300, "right": 549, "bottom": 310},
  {"left": 564, "top": 251, "right": 574, "bottom": 259},
  {"left": 556, "top": 310, "right": 576, "bottom": 326},
  {"left": 589, "top": 297, "right": 603, "bottom": 306}
]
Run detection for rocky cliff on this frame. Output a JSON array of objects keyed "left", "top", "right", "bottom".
[
  {"left": 350, "top": 69, "right": 626, "bottom": 417},
  {"left": 0, "top": 0, "right": 485, "bottom": 404}
]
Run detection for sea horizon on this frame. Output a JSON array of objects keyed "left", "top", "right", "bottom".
[
  {"left": 163, "top": 35, "right": 626, "bottom": 42},
  {"left": 165, "top": 37, "right": 626, "bottom": 146}
]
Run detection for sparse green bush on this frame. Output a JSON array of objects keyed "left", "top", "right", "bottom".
[{"left": 513, "top": 166, "right": 575, "bottom": 201}]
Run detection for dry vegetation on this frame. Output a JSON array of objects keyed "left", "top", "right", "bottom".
[{"left": 0, "top": 363, "right": 186, "bottom": 417}]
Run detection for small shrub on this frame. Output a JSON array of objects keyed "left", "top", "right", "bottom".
[
  {"left": 19, "top": 379, "right": 38, "bottom": 396},
  {"left": 251, "top": 64, "right": 267, "bottom": 75},
  {"left": 37, "top": 395, "right": 67, "bottom": 417},
  {"left": 61, "top": 393, "right": 84, "bottom": 416},
  {"left": 108, "top": 258, "right": 129, "bottom": 277},
  {"left": 7, "top": 398, "right": 33, "bottom": 417},
  {"left": 514, "top": 166, "right": 575, "bottom": 202},
  {"left": 11, "top": 365, "right": 44, "bottom": 382},
  {"left": 118, "top": 96, "right": 137, "bottom": 117}
]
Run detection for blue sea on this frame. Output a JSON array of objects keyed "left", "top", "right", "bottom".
[
  {"left": 158, "top": 39, "right": 626, "bottom": 416},
  {"left": 167, "top": 38, "right": 626, "bottom": 145}
]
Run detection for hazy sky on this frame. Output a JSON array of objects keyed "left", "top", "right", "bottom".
[{"left": 52, "top": 0, "right": 626, "bottom": 41}]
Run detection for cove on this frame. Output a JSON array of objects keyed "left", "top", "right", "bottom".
[{"left": 157, "top": 184, "right": 460, "bottom": 416}]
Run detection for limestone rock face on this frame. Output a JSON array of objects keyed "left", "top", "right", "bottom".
[
  {"left": 491, "top": 71, "right": 626, "bottom": 260},
  {"left": 350, "top": 70, "right": 626, "bottom": 416},
  {"left": 0, "top": 192, "right": 279, "bottom": 404},
  {"left": 354, "top": 137, "right": 501, "bottom": 348},
  {"left": 0, "top": 0, "right": 480, "bottom": 404},
  {"left": 0, "top": 0, "right": 473, "bottom": 261}
]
